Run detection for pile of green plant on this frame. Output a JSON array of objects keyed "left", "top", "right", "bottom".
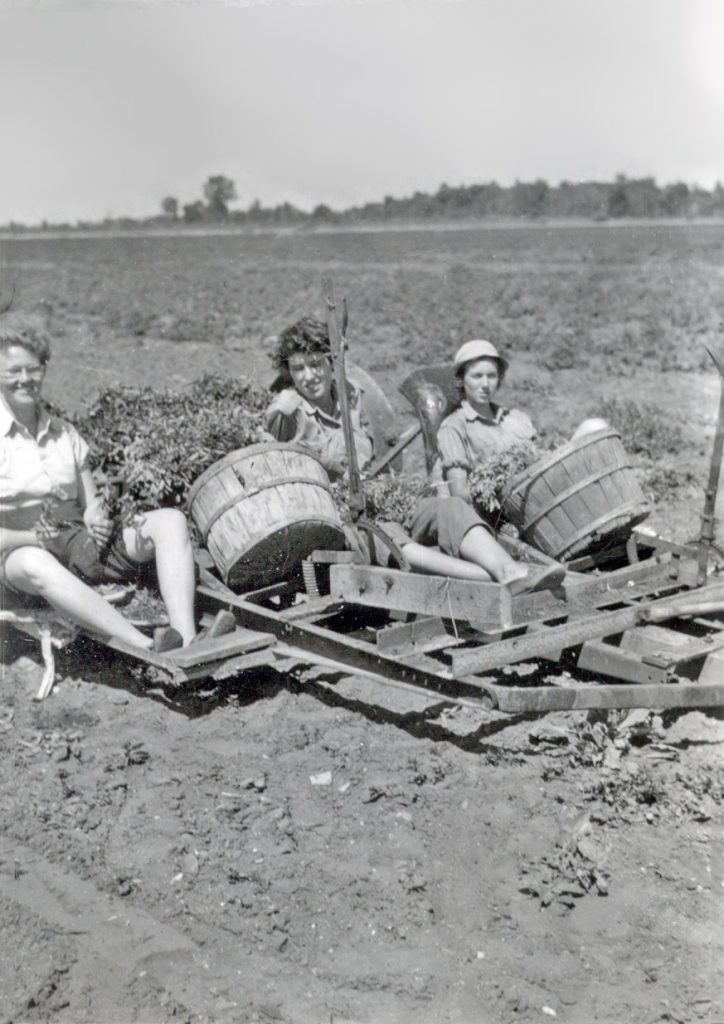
[
  {"left": 468, "top": 441, "right": 541, "bottom": 518},
  {"left": 598, "top": 398, "right": 684, "bottom": 460},
  {"left": 331, "top": 473, "right": 429, "bottom": 529},
  {"left": 73, "top": 375, "right": 272, "bottom": 521}
]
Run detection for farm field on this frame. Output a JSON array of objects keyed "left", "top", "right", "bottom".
[{"left": 1, "top": 222, "right": 724, "bottom": 1024}]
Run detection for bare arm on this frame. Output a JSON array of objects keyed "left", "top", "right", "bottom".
[
  {"left": 78, "top": 468, "right": 113, "bottom": 545},
  {"left": 444, "top": 466, "right": 471, "bottom": 503}
]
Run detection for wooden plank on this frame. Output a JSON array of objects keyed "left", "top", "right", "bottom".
[
  {"left": 329, "top": 564, "right": 511, "bottom": 628},
  {"left": 574, "top": 641, "right": 671, "bottom": 685},
  {"left": 375, "top": 616, "right": 462, "bottom": 655},
  {"left": 168, "top": 627, "right": 274, "bottom": 669},
  {"left": 619, "top": 623, "right": 724, "bottom": 665},
  {"left": 279, "top": 597, "right": 345, "bottom": 622},
  {"left": 483, "top": 679, "right": 724, "bottom": 713},
  {"left": 450, "top": 580, "right": 724, "bottom": 677},
  {"left": 198, "top": 584, "right": 499, "bottom": 707},
  {"left": 105, "top": 638, "right": 187, "bottom": 682}
]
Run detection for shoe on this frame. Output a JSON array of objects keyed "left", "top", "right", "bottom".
[
  {"left": 153, "top": 626, "right": 184, "bottom": 653},
  {"left": 505, "top": 563, "right": 566, "bottom": 596},
  {"left": 192, "top": 609, "right": 236, "bottom": 644}
]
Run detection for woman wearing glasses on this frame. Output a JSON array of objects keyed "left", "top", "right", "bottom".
[
  {"left": 265, "top": 317, "right": 563, "bottom": 592},
  {"left": 0, "top": 315, "right": 233, "bottom": 653}
]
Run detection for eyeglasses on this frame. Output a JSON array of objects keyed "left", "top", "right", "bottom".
[{"left": 0, "top": 366, "right": 45, "bottom": 383}]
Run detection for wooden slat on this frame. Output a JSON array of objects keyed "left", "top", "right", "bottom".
[
  {"left": 482, "top": 679, "right": 724, "bottom": 713},
  {"left": 329, "top": 564, "right": 510, "bottom": 627},
  {"left": 450, "top": 580, "right": 724, "bottom": 676},
  {"left": 168, "top": 627, "right": 274, "bottom": 669}
]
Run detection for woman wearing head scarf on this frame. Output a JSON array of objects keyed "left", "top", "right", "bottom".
[{"left": 0, "top": 315, "right": 233, "bottom": 653}]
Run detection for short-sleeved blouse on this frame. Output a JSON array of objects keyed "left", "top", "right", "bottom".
[
  {"left": 265, "top": 383, "right": 374, "bottom": 477},
  {"left": 437, "top": 400, "right": 535, "bottom": 473},
  {"left": 0, "top": 403, "right": 90, "bottom": 531}
]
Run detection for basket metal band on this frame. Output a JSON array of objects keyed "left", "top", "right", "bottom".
[
  {"left": 523, "top": 500, "right": 651, "bottom": 559},
  {"left": 196, "top": 475, "right": 334, "bottom": 541},
  {"left": 514, "top": 462, "right": 638, "bottom": 533}
]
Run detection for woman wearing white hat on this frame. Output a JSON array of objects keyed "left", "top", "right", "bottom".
[{"left": 438, "top": 339, "right": 605, "bottom": 503}]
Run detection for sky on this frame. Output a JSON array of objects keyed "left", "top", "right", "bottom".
[{"left": 1, "top": 0, "right": 723, "bottom": 224}]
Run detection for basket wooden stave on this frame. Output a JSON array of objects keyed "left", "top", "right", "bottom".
[
  {"left": 500, "top": 428, "right": 650, "bottom": 560},
  {"left": 187, "top": 442, "right": 345, "bottom": 590}
]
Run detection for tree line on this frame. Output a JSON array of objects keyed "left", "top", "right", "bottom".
[
  {"left": 161, "top": 174, "right": 724, "bottom": 226},
  {"left": 6, "top": 173, "right": 724, "bottom": 232}
]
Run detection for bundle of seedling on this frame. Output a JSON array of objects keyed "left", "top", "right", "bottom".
[
  {"left": 72, "top": 375, "right": 272, "bottom": 522},
  {"left": 331, "top": 473, "right": 429, "bottom": 529},
  {"left": 468, "top": 441, "right": 541, "bottom": 520}
]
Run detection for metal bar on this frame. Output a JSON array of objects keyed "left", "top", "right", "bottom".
[
  {"left": 364, "top": 423, "right": 421, "bottom": 479},
  {"left": 322, "top": 277, "right": 364, "bottom": 519},
  {"left": 698, "top": 346, "right": 724, "bottom": 585}
]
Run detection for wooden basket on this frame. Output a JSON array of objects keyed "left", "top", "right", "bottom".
[
  {"left": 187, "top": 442, "right": 345, "bottom": 590},
  {"left": 500, "top": 428, "right": 650, "bottom": 560}
]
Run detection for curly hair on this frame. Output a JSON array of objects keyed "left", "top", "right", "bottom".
[
  {"left": 0, "top": 313, "right": 51, "bottom": 365},
  {"left": 270, "top": 316, "right": 331, "bottom": 389}
]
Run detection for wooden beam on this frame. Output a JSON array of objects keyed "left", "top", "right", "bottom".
[
  {"left": 329, "top": 564, "right": 511, "bottom": 628},
  {"left": 198, "top": 584, "right": 498, "bottom": 707},
  {"left": 482, "top": 679, "right": 724, "bottom": 713},
  {"left": 450, "top": 580, "right": 724, "bottom": 677}
]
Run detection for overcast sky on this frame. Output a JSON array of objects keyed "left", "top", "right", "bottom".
[{"left": 2, "top": 0, "right": 723, "bottom": 224}]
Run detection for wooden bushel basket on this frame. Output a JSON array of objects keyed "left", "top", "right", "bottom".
[
  {"left": 500, "top": 428, "right": 651, "bottom": 560},
  {"left": 187, "top": 442, "right": 346, "bottom": 590}
]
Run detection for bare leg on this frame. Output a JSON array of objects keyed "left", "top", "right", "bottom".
[
  {"left": 459, "top": 526, "right": 528, "bottom": 584},
  {"left": 400, "top": 541, "right": 492, "bottom": 580},
  {"left": 4, "top": 547, "right": 153, "bottom": 648},
  {"left": 122, "top": 509, "right": 196, "bottom": 645}
]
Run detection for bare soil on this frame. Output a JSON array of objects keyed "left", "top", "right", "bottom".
[{"left": 1, "top": 225, "right": 723, "bottom": 1023}]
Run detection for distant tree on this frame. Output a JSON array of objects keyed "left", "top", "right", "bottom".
[
  {"left": 661, "top": 182, "right": 689, "bottom": 216},
  {"left": 161, "top": 196, "right": 179, "bottom": 219},
  {"left": 607, "top": 174, "right": 630, "bottom": 218},
  {"left": 311, "top": 203, "right": 337, "bottom": 223},
  {"left": 203, "top": 175, "right": 237, "bottom": 218},
  {"left": 183, "top": 200, "right": 205, "bottom": 223}
]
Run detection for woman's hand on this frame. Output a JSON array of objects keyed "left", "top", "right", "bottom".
[
  {"left": 83, "top": 505, "right": 114, "bottom": 546},
  {"left": 33, "top": 509, "right": 61, "bottom": 547}
]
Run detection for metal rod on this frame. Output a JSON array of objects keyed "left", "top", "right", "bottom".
[
  {"left": 321, "top": 277, "right": 365, "bottom": 519},
  {"left": 698, "top": 345, "right": 724, "bottom": 585}
]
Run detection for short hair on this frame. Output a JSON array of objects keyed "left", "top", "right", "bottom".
[
  {"left": 270, "top": 316, "right": 331, "bottom": 390},
  {"left": 0, "top": 314, "right": 51, "bottom": 365}
]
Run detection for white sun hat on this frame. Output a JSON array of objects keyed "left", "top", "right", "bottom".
[{"left": 453, "top": 339, "right": 509, "bottom": 375}]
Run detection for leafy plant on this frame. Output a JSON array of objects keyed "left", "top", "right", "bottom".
[
  {"left": 598, "top": 399, "right": 684, "bottom": 460},
  {"left": 468, "top": 441, "right": 541, "bottom": 517},
  {"left": 72, "top": 374, "right": 272, "bottom": 522},
  {"left": 332, "top": 474, "right": 428, "bottom": 530}
]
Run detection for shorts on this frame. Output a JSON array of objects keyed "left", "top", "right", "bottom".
[
  {"left": 347, "top": 497, "right": 489, "bottom": 567},
  {"left": 408, "top": 496, "right": 490, "bottom": 558},
  {"left": 0, "top": 520, "right": 141, "bottom": 603}
]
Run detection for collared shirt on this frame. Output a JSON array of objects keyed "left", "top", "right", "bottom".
[
  {"left": 265, "top": 384, "right": 374, "bottom": 478},
  {"left": 0, "top": 401, "right": 89, "bottom": 531},
  {"left": 437, "top": 400, "right": 535, "bottom": 472}
]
